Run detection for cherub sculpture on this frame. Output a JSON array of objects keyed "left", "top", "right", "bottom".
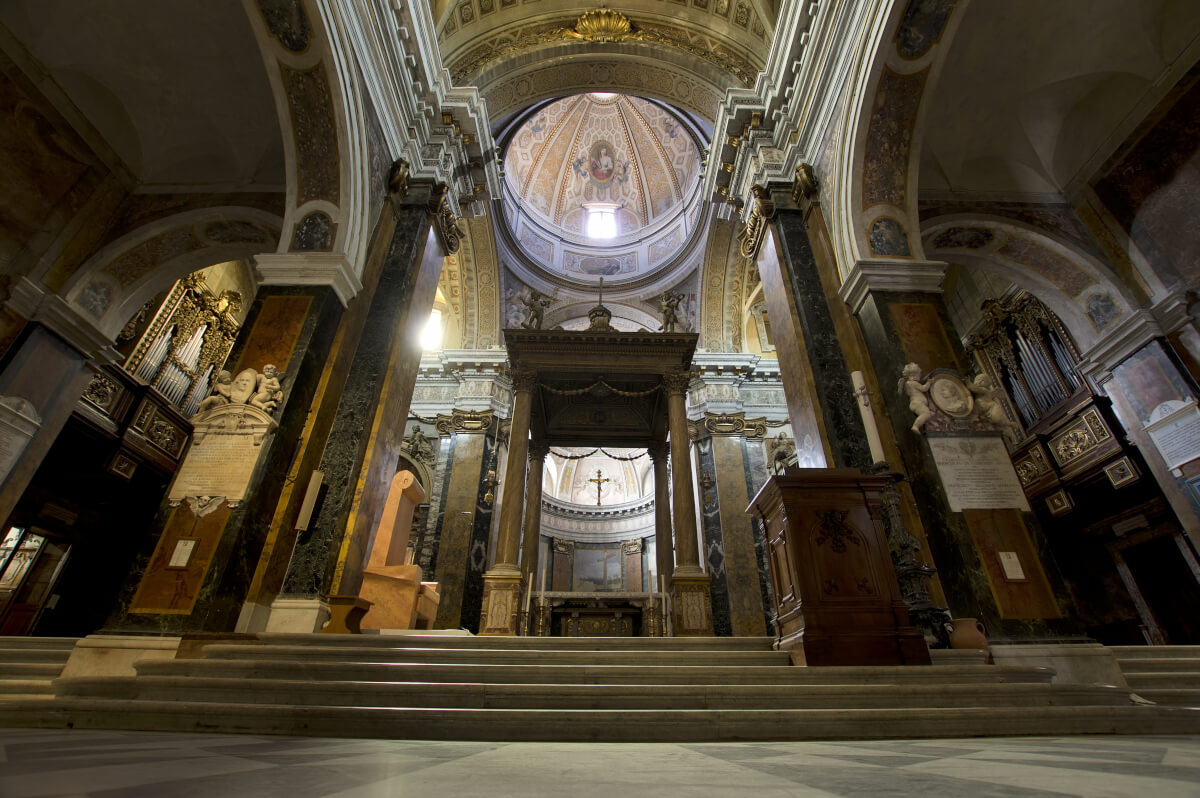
[
  {"left": 195, "top": 370, "right": 232, "bottom": 414},
  {"left": 897, "top": 362, "right": 933, "bottom": 433},
  {"left": 658, "top": 291, "right": 684, "bottom": 333},
  {"left": 969, "top": 374, "right": 1023, "bottom": 442},
  {"left": 404, "top": 424, "right": 435, "bottom": 464},
  {"left": 250, "top": 364, "right": 284, "bottom": 414},
  {"left": 770, "top": 431, "right": 796, "bottom": 474},
  {"left": 518, "top": 289, "right": 553, "bottom": 330}
]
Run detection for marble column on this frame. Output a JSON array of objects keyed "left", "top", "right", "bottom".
[
  {"left": 705, "top": 414, "right": 767, "bottom": 636},
  {"left": 479, "top": 368, "right": 535, "bottom": 635},
  {"left": 519, "top": 439, "right": 549, "bottom": 589},
  {"left": 663, "top": 371, "right": 713, "bottom": 635},
  {"left": 648, "top": 440, "right": 674, "bottom": 593},
  {"left": 271, "top": 181, "right": 455, "bottom": 632},
  {"left": 431, "top": 408, "right": 495, "bottom": 630}
]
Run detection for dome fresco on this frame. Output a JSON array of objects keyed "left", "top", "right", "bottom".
[
  {"left": 505, "top": 93, "right": 700, "bottom": 237},
  {"left": 500, "top": 93, "right": 704, "bottom": 288}
]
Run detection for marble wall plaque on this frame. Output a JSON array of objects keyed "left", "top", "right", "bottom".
[
  {"left": 0, "top": 396, "right": 40, "bottom": 486},
  {"left": 168, "top": 405, "right": 276, "bottom": 505},
  {"left": 928, "top": 436, "right": 1031, "bottom": 512},
  {"left": 1145, "top": 399, "right": 1200, "bottom": 471}
]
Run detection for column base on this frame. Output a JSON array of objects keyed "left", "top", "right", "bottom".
[
  {"left": 671, "top": 572, "right": 714, "bottom": 636},
  {"left": 479, "top": 567, "right": 523, "bottom": 636},
  {"left": 264, "top": 597, "right": 331, "bottom": 633}
]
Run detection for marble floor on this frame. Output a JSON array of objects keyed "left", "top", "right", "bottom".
[{"left": 0, "top": 730, "right": 1198, "bottom": 797}]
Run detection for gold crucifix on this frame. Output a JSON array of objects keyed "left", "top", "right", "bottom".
[{"left": 587, "top": 468, "right": 610, "bottom": 506}]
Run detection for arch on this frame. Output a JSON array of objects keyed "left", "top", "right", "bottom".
[
  {"left": 832, "top": 0, "right": 969, "bottom": 274},
  {"left": 65, "top": 207, "right": 282, "bottom": 338},
  {"left": 243, "top": 0, "right": 372, "bottom": 295},
  {"left": 922, "top": 215, "right": 1140, "bottom": 350},
  {"left": 476, "top": 44, "right": 734, "bottom": 135},
  {"left": 542, "top": 301, "right": 661, "bottom": 332}
]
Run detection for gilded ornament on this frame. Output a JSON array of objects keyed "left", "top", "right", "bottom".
[
  {"left": 82, "top": 374, "right": 120, "bottom": 412},
  {"left": 569, "top": 8, "right": 632, "bottom": 41},
  {"left": 737, "top": 185, "right": 774, "bottom": 259},
  {"left": 428, "top": 183, "right": 462, "bottom": 255},
  {"left": 1054, "top": 427, "right": 1094, "bottom": 463},
  {"left": 387, "top": 158, "right": 410, "bottom": 200}
]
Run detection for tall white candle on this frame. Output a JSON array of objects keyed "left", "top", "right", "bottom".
[{"left": 851, "top": 370, "right": 887, "bottom": 465}]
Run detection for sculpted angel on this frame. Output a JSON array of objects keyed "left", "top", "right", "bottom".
[
  {"left": 658, "top": 291, "right": 684, "bottom": 333},
  {"left": 969, "top": 374, "right": 1023, "bottom": 441},
  {"left": 518, "top": 289, "right": 553, "bottom": 330},
  {"left": 897, "top": 362, "right": 933, "bottom": 433}
]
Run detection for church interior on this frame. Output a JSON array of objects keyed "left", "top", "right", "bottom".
[{"left": 0, "top": 0, "right": 1199, "bottom": 759}]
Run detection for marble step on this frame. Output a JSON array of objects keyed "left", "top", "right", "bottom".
[
  {"left": 200, "top": 643, "right": 789, "bottom": 667},
  {"left": 0, "top": 648, "right": 74, "bottom": 663},
  {"left": 1124, "top": 672, "right": 1200, "bottom": 689},
  {"left": 1128, "top": 689, "right": 1200, "bottom": 706},
  {"left": 0, "top": 636, "right": 78, "bottom": 650},
  {"left": 1117, "top": 657, "right": 1200, "bottom": 673},
  {"left": 0, "top": 680, "right": 55, "bottom": 695},
  {"left": 0, "top": 662, "right": 65, "bottom": 678},
  {"left": 259, "top": 633, "right": 777, "bottom": 651},
  {"left": 54, "top": 675, "right": 1136, "bottom": 710},
  {"left": 1109, "top": 645, "right": 1200, "bottom": 659},
  {"left": 2, "top": 699, "right": 1197, "bottom": 742},
  {"left": 133, "top": 658, "right": 1056, "bottom": 686}
]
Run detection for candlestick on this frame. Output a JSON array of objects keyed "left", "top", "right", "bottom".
[{"left": 851, "top": 370, "right": 887, "bottom": 465}]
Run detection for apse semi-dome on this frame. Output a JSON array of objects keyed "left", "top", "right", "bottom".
[{"left": 501, "top": 93, "right": 703, "bottom": 287}]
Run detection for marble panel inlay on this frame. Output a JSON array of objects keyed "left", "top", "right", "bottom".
[{"left": 862, "top": 68, "right": 928, "bottom": 210}]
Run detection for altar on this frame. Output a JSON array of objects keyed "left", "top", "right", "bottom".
[{"left": 532, "top": 591, "right": 665, "bottom": 637}]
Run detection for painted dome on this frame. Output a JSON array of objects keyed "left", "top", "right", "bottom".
[{"left": 500, "top": 93, "right": 703, "bottom": 287}]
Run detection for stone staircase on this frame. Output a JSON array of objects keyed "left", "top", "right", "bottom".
[
  {"left": 1113, "top": 645, "right": 1200, "bottom": 706},
  {"left": 0, "top": 634, "right": 1197, "bottom": 741},
  {"left": 0, "top": 636, "right": 78, "bottom": 702}
]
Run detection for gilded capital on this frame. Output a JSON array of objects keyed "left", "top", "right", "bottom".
[
  {"left": 435, "top": 408, "right": 494, "bottom": 435},
  {"left": 661, "top": 371, "right": 693, "bottom": 396},
  {"left": 737, "top": 184, "right": 775, "bottom": 260},
  {"left": 428, "top": 182, "right": 462, "bottom": 255},
  {"left": 529, "top": 439, "right": 550, "bottom": 461},
  {"left": 387, "top": 157, "right": 410, "bottom": 201},
  {"left": 792, "top": 162, "right": 819, "bottom": 220},
  {"left": 510, "top": 368, "right": 538, "bottom": 393}
]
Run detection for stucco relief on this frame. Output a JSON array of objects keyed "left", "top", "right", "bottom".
[
  {"left": 281, "top": 63, "right": 340, "bottom": 206},
  {"left": 700, "top": 219, "right": 735, "bottom": 350},
  {"left": 483, "top": 62, "right": 721, "bottom": 126},
  {"left": 997, "top": 235, "right": 1096, "bottom": 298},
  {"left": 102, "top": 229, "right": 204, "bottom": 288}
]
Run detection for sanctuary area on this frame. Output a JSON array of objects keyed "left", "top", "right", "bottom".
[{"left": 0, "top": 0, "right": 1197, "bottom": 742}]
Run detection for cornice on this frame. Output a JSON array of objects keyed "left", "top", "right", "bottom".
[
  {"left": 838, "top": 258, "right": 947, "bottom": 314},
  {"left": 254, "top": 252, "right": 363, "bottom": 306}
]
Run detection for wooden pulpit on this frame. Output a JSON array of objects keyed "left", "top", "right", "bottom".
[{"left": 747, "top": 468, "right": 930, "bottom": 666}]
